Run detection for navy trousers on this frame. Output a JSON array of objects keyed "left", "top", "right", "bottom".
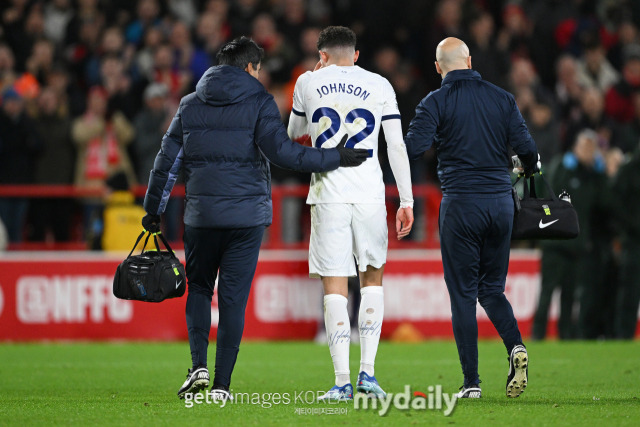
[
  {"left": 439, "top": 193, "right": 523, "bottom": 387},
  {"left": 183, "top": 224, "right": 265, "bottom": 388}
]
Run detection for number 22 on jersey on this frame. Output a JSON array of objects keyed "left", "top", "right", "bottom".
[{"left": 311, "top": 107, "right": 375, "bottom": 157}]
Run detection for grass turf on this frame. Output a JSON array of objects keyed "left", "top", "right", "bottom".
[{"left": 0, "top": 340, "right": 638, "bottom": 426}]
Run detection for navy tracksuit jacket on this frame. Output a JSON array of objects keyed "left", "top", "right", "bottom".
[
  {"left": 405, "top": 69, "right": 538, "bottom": 386},
  {"left": 143, "top": 65, "right": 340, "bottom": 387}
]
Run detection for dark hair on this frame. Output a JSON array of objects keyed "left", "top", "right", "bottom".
[
  {"left": 216, "top": 36, "right": 264, "bottom": 70},
  {"left": 317, "top": 26, "right": 357, "bottom": 51}
]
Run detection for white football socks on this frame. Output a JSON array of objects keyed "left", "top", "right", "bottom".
[
  {"left": 359, "top": 286, "right": 384, "bottom": 376},
  {"left": 324, "top": 294, "right": 351, "bottom": 387}
]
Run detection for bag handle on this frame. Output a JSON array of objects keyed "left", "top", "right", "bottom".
[
  {"left": 127, "top": 230, "right": 151, "bottom": 258},
  {"left": 152, "top": 231, "right": 177, "bottom": 256},
  {"left": 126, "top": 230, "right": 177, "bottom": 258},
  {"left": 513, "top": 173, "right": 558, "bottom": 201}
]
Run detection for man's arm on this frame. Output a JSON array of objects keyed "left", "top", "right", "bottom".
[
  {"left": 383, "top": 117, "right": 415, "bottom": 239},
  {"left": 404, "top": 93, "right": 440, "bottom": 161},
  {"left": 256, "top": 94, "right": 341, "bottom": 172},
  {"left": 143, "top": 107, "right": 184, "bottom": 216},
  {"left": 507, "top": 95, "right": 538, "bottom": 174},
  {"left": 383, "top": 118, "right": 414, "bottom": 208},
  {"left": 380, "top": 79, "right": 414, "bottom": 239}
]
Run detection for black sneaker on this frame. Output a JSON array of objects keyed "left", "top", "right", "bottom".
[
  {"left": 456, "top": 385, "right": 482, "bottom": 398},
  {"left": 177, "top": 367, "right": 210, "bottom": 399},
  {"left": 506, "top": 345, "right": 528, "bottom": 398}
]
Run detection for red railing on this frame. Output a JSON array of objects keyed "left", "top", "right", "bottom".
[{"left": 0, "top": 184, "right": 442, "bottom": 250}]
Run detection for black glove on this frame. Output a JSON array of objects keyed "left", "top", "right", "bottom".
[
  {"left": 523, "top": 153, "right": 541, "bottom": 178},
  {"left": 142, "top": 213, "right": 161, "bottom": 233},
  {"left": 335, "top": 134, "right": 369, "bottom": 167}
]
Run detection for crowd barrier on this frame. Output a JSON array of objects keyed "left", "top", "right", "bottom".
[{"left": 0, "top": 184, "right": 443, "bottom": 251}]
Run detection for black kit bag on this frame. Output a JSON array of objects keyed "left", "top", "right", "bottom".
[
  {"left": 511, "top": 174, "right": 580, "bottom": 240},
  {"left": 113, "top": 230, "right": 186, "bottom": 302}
]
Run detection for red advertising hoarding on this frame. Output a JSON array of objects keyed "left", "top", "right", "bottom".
[{"left": 0, "top": 250, "right": 606, "bottom": 341}]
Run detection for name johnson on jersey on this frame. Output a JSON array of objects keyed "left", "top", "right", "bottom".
[{"left": 315, "top": 83, "right": 371, "bottom": 101}]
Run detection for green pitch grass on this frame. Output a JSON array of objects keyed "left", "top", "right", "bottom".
[{"left": 0, "top": 340, "right": 638, "bottom": 426}]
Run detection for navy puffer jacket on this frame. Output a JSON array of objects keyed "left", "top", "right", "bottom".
[{"left": 144, "top": 65, "right": 340, "bottom": 228}]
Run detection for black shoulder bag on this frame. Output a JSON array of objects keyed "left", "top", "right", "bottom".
[
  {"left": 511, "top": 174, "right": 580, "bottom": 240},
  {"left": 113, "top": 230, "right": 186, "bottom": 302}
]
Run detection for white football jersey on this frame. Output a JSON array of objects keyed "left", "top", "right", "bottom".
[{"left": 289, "top": 65, "right": 401, "bottom": 205}]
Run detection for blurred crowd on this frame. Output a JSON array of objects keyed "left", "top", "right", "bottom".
[{"left": 0, "top": 1, "right": 639, "bottom": 335}]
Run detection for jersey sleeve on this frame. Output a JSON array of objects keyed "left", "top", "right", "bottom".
[
  {"left": 288, "top": 72, "right": 311, "bottom": 144},
  {"left": 380, "top": 82, "right": 413, "bottom": 208},
  {"left": 381, "top": 78, "right": 401, "bottom": 121},
  {"left": 291, "top": 71, "right": 310, "bottom": 118}
]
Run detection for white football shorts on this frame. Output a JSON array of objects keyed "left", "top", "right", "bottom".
[{"left": 308, "top": 203, "right": 388, "bottom": 278}]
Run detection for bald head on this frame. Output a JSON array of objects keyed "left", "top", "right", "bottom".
[{"left": 435, "top": 37, "right": 471, "bottom": 78}]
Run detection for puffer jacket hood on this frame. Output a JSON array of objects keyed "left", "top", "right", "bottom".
[{"left": 196, "top": 65, "right": 265, "bottom": 106}]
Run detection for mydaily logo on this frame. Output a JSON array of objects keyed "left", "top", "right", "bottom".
[{"left": 355, "top": 385, "right": 457, "bottom": 416}]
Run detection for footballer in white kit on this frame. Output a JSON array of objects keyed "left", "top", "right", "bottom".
[{"left": 287, "top": 26, "right": 414, "bottom": 401}]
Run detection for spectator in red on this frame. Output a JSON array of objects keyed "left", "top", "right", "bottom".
[
  {"left": 605, "top": 46, "right": 640, "bottom": 124},
  {"left": 72, "top": 86, "right": 136, "bottom": 191},
  {"left": 72, "top": 85, "right": 136, "bottom": 247}
]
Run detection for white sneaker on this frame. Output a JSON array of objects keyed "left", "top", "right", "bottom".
[
  {"left": 456, "top": 385, "right": 482, "bottom": 398},
  {"left": 210, "top": 387, "right": 234, "bottom": 403}
]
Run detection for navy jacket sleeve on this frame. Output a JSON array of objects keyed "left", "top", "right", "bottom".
[
  {"left": 507, "top": 95, "right": 538, "bottom": 169},
  {"left": 143, "top": 107, "right": 184, "bottom": 216},
  {"left": 255, "top": 94, "right": 340, "bottom": 172},
  {"left": 404, "top": 93, "right": 440, "bottom": 161}
]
